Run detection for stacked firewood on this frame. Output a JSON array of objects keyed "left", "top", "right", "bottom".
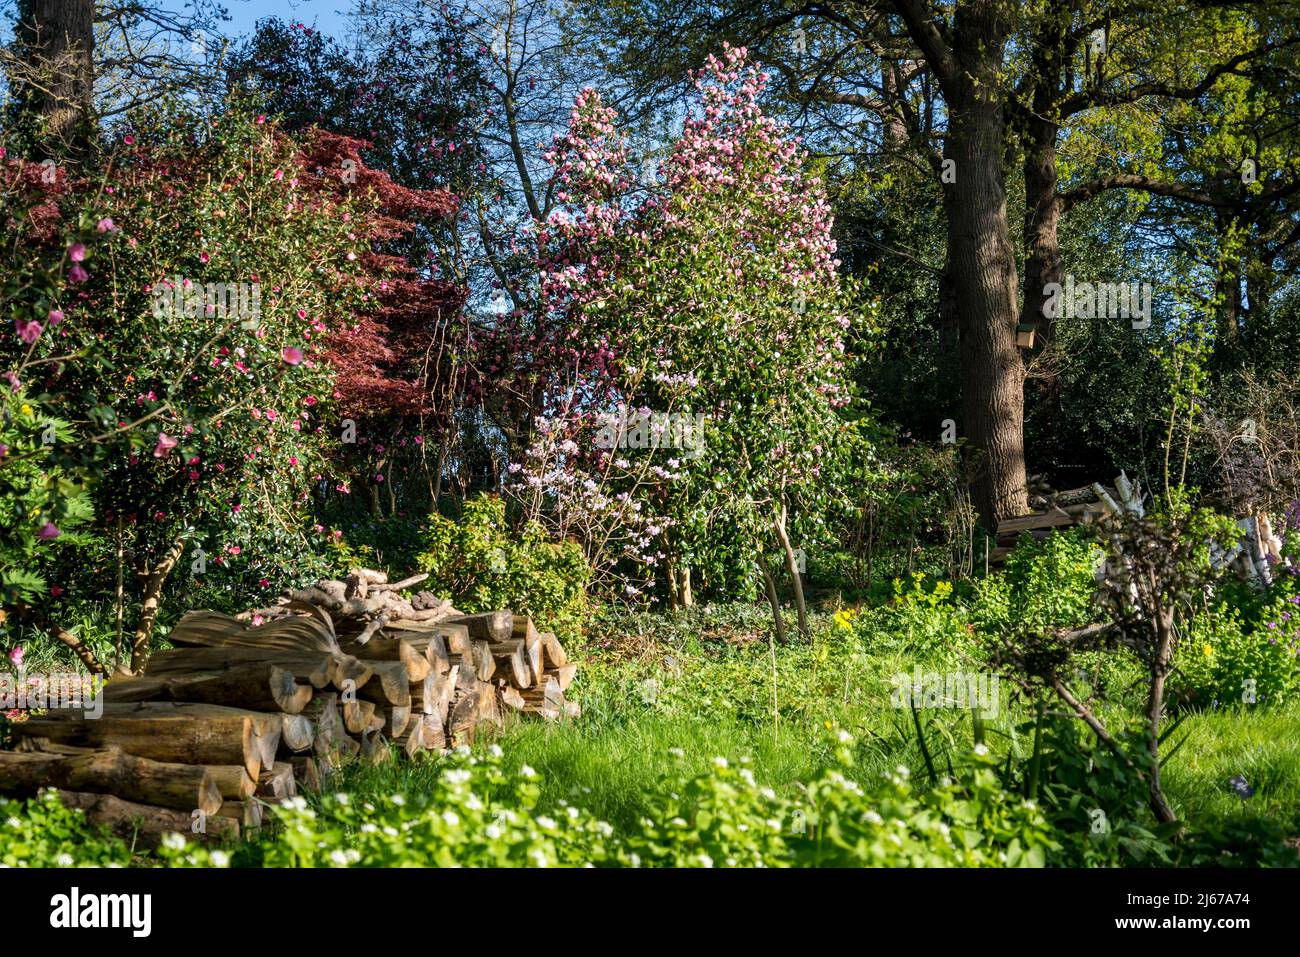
[{"left": 0, "top": 569, "right": 577, "bottom": 844}]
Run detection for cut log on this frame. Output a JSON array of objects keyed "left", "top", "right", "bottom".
[
  {"left": 144, "top": 647, "right": 337, "bottom": 691},
  {"left": 57, "top": 790, "right": 239, "bottom": 845},
  {"left": 216, "top": 798, "right": 263, "bottom": 830},
  {"left": 360, "top": 730, "right": 391, "bottom": 765},
  {"left": 105, "top": 663, "right": 313, "bottom": 714},
  {"left": 500, "top": 685, "right": 525, "bottom": 710},
  {"left": 0, "top": 747, "right": 222, "bottom": 815},
  {"left": 477, "top": 682, "right": 502, "bottom": 729},
  {"left": 167, "top": 609, "right": 340, "bottom": 654},
  {"left": 339, "top": 636, "right": 429, "bottom": 682},
  {"left": 520, "top": 675, "right": 564, "bottom": 720},
  {"left": 280, "top": 714, "right": 315, "bottom": 753},
  {"left": 206, "top": 764, "right": 258, "bottom": 800},
  {"left": 290, "top": 756, "right": 321, "bottom": 792},
  {"left": 488, "top": 640, "right": 532, "bottom": 688},
  {"left": 539, "top": 631, "right": 568, "bottom": 669},
  {"left": 341, "top": 699, "right": 377, "bottom": 735},
  {"left": 385, "top": 704, "right": 411, "bottom": 738},
  {"left": 11, "top": 702, "right": 278, "bottom": 780},
  {"left": 355, "top": 660, "right": 411, "bottom": 707},
  {"left": 447, "top": 692, "right": 479, "bottom": 747},
  {"left": 470, "top": 640, "right": 498, "bottom": 682},
  {"left": 446, "top": 611, "right": 512, "bottom": 644},
  {"left": 257, "top": 762, "right": 297, "bottom": 800},
  {"left": 513, "top": 617, "right": 544, "bottom": 684},
  {"left": 547, "top": 663, "right": 578, "bottom": 692}
]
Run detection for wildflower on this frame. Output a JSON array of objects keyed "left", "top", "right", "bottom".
[
  {"left": 281, "top": 346, "right": 304, "bottom": 365},
  {"left": 96, "top": 218, "right": 116, "bottom": 233},
  {"left": 67, "top": 243, "right": 86, "bottom": 262},
  {"left": 37, "top": 522, "right": 60, "bottom": 541},
  {"left": 7, "top": 646, "right": 24, "bottom": 668}
]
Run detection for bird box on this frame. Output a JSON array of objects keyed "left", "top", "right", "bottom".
[{"left": 1015, "top": 323, "right": 1036, "bottom": 349}]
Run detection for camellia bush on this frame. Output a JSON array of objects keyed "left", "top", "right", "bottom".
[
  {"left": 521, "top": 46, "right": 864, "bottom": 610},
  {"left": 3, "top": 100, "right": 463, "bottom": 672}
]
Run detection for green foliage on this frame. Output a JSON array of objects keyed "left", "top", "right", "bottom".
[
  {"left": 996, "top": 529, "right": 1102, "bottom": 633},
  {"left": 0, "top": 791, "right": 133, "bottom": 867},
  {"left": 1173, "top": 600, "right": 1300, "bottom": 708},
  {"left": 416, "top": 495, "right": 591, "bottom": 642}
]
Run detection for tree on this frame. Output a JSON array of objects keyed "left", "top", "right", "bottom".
[{"left": 530, "top": 48, "right": 862, "bottom": 626}]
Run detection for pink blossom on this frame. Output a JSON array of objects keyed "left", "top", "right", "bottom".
[
  {"left": 67, "top": 243, "right": 87, "bottom": 262},
  {"left": 37, "top": 522, "right": 60, "bottom": 541},
  {"left": 97, "top": 218, "right": 116, "bottom": 232},
  {"left": 7, "top": 646, "right": 24, "bottom": 668},
  {"left": 281, "top": 347, "right": 304, "bottom": 365},
  {"left": 15, "top": 319, "right": 42, "bottom": 344},
  {"left": 153, "top": 432, "right": 179, "bottom": 458}
]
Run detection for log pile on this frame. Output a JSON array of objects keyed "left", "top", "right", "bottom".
[
  {"left": 0, "top": 569, "right": 578, "bottom": 845},
  {"left": 988, "top": 481, "right": 1115, "bottom": 566}
]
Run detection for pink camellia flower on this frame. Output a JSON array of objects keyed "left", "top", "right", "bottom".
[
  {"left": 289, "top": 456, "right": 299, "bottom": 466},
  {"left": 153, "top": 432, "right": 179, "bottom": 458},
  {"left": 15, "top": 319, "right": 42, "bottom": 344},
  {"left": 228, "top": 546, "right": 241, "bottom": 555},
  {"left": 281, "top": 346, "right": 304, "bottom": 365},
  {"left": 251, "top": 614, "right": 265, "bottom": 627},
  {"left": 7, "top": 646, "right": 24, "bottom": 668},
  {"left": 48, "top": 309, "right": 64, "bottom": 325},
  {"left": 37, "top": 522, "right": 60, "bottom": 541},
  {"left": 200, "top": 252, "right": 210, "bottom": 264},
  {"left": 258, "top": 578, "right": 270, "bottom": 588},
  {"left": 256, "top": 115, "right": 266, "bottom": 125},
  {"left": 273, "top": 169, "right": 284, "bottom": 181},
  {"left": 123, "top": 134, "right": 135, "bottom": 145},
  {"left": 67, "top": 243, "right": 87, "bottom": 262},
  {"left": 68, "top": 264, "right": 88, "bottom": 283},
  {"left": 96, "top": 218, "right": 116, "bottom": 232}
]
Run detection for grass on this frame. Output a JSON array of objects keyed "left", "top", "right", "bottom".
[
  {"left": 1162, "top": 702, "right": 1300, "bottom": 835},
  {"left": 325, "top": 605, "right": 1300, "bottom": 854}
]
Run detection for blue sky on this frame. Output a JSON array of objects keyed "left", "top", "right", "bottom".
[{"left": 221, "top": 0, "right": 357, "bottom": 42}]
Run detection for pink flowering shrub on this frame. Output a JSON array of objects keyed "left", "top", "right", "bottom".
[{"left": 521, "top": 47, "right": 865, "bottom": 600}]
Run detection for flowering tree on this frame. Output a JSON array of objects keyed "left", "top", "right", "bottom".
[{"left": 524, "top": 46, "right": 863, "bottom": 622}]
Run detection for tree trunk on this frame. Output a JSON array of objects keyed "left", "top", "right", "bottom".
[
  {"left": 12, "top": 0, "right": 96, "bottom": 157},
  {"left": 128, "top": 537, "right": 185, "bottom": 674},
  {"left": 897, "top": 0, "right": 1030, "bottom": 531},
  {"left": 759, "top": 560, "right": 787, "bottom": 646},
  {"left": 1146, "top": 606, "right": 1178, "bottom": 825},
  {"left": 944, "top": 86, "right": 1028, "bottom": 528},
  {"left": 773, "top": 503, "right": 809, "bottom": 639}
]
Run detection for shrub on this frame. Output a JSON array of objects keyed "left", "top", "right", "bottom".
[
  {"left": 0, "top": 790, "right": 133, "bottom": 867},
  {"left": 997, "top": 529, "right": 1100, "bottom": 633},
  {"left": 416, "top": 494, "right": 591, "bottom": 643},
  {"left": 1173, "top": 600, "right": 1299, "bottom": 708}
]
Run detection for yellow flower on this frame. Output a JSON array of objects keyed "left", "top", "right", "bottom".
[
  {"left": 20, "top": 404, "right": 32, "bottom": 415},
  {"left": 823, "top": 720, "right": 833, "bottom": 730},
  {"left": 1202, "top": 643, "right": 1214, "bottom": 657}
]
